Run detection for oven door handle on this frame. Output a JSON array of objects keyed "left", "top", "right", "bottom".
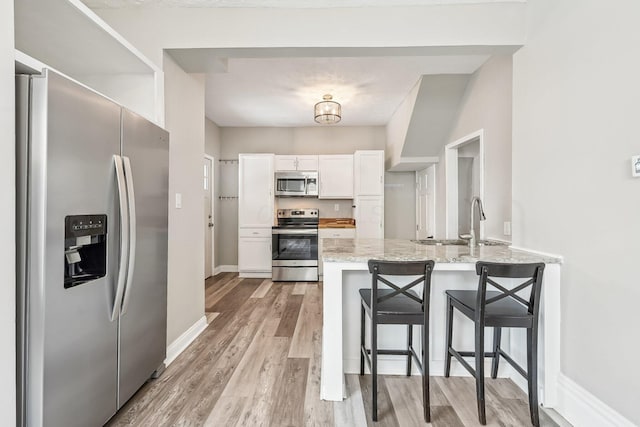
[{"left": 272, "top": 229, "right": 318, "bottom": 235}]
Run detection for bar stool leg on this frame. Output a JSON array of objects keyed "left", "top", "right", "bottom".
[
  {"left": 406, "top": 325, "right": 413, "bottom": 376},
  {"left": 491, "top": 327, "right": 502, "bottom": 379},
  {"left": 422, "top": 323, "right": 431, "bottom": 423},
  {"left": 527, "top": 326, "right": 540, "bottom": 427},
  {"left": 444, "top": 297, "right": 454, "bottom": 377},
  {"left": 360, "top": 304, "right": 365, "bottom": 376},
  {"left": 475, "top": 323, "right": 487, "bottom": 425},
  {"left": 371, "top": 317, "right": 378, "bottom": 421}
]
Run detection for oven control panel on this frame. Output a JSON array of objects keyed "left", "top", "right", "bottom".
[{"left": 277, "top": 208, "right": 319, "bottom": 218}]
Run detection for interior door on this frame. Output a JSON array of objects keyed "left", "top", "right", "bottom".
[
  {"left": 119, "top": 109, "right": 169, "bottom": 407},
  {"left": 31, "top": 70, "right": 120, "bottom": 427},
  {"left": 204, "top": 157, "right": 214, "bottom": 278},
  {"left": 416, "top": 170, "right": 430, "bottom": 239}
]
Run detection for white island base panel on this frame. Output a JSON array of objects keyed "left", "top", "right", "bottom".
[{"left": 320, "top": 261, "right": 561, "bottom": 409}]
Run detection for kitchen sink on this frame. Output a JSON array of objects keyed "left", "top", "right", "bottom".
[{"left": 411, "top": 239, "right": 507, "bottom": 247}]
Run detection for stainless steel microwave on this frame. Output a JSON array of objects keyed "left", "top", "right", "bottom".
[{"left": 275, "top": 171, "right": 318, "bottom": 197}]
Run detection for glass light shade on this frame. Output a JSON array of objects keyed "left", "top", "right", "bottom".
[{"left": 314, "top": 95, "right": 341, "bottom": 124}]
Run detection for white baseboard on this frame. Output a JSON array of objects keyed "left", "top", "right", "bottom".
[
  {"left": 555, "top": 374, "right": 635, "bottom": 427},
  {"left": 164, "top": 316, "right": 207, "bottom": 366},
  {"left": 215, "top": 265, "right": 238, "bottom": 275}
]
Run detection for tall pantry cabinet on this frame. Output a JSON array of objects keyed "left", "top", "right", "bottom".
[
  {"left": 238, "top": 154, "right": 274, "bottom": 277},
  {"left": 354, "top": 150, "right": 384, "bottom": 239}
]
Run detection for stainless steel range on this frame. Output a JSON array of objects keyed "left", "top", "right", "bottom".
[{"left": 272, "top": 208, "right": 319, "bottom": 282}]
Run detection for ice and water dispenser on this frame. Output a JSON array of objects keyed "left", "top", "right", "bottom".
[{"left": 64, "top": 214, "right": 107, "bottom": 288}]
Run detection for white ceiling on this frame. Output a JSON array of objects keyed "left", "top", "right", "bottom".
[
  {"left": 166, "top": 47, "right": 509, "bottom": 127},
  {"left": 197, "top": 54, "right": 489, "bottom": 127},
  {"left": 84, "top": 0, "right": 522, "bottom": 9},
  {"left": 82, "top": 0, "right": 522, "bottom": 128}
]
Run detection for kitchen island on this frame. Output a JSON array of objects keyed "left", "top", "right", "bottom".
[{"left": 320, "top": 238, "right": 562, "bottom": 408}]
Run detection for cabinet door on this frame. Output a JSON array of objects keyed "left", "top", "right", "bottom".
[
  {"left": 318, "top": 155, "right": 354, "bottom": 199},
  {"left": 296, "top": 155, "right": 319, "bottom": 171},
  {"left": 355, "top": 196, "right": 384, "bottom": 239},
  {"left": 239, "top": 154, "right": 274, "bottom": 227},
  {"left": 238, "top": 237, "right": 272, "bottom": 272},
  {"left": 275, "top": 155, "right": 298, "bottom": 171},
  {"left": 354, "top": 150, "right": 384, "bottom": 196}
]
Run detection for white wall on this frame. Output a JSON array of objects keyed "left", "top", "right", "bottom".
[
  {"left": 218, "top": 126, "right": 385, "bottom": 266},
  {"left": 384, "top": 172, "right": 416, "bottom": 239},
  {"left": 164, "top": 52, "right": 206, "bottom": 344},
  {"left": 512, "top": 1, "right": 640, "bottom": 424},
  {"left": 435, "top": 55, "right": 513, "bottom": 240},
  {"left": 205, "top": 118, "right": 222, "bottom": 268},
  {"left": 1, "top": 1, "right": 15, "bottom": 423}
]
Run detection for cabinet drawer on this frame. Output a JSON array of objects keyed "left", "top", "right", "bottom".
[
  {"left": 239, "top": 228, "right": 272, "bottom": 238},
  {"left": 319, "top": 228, "right": 356, "bottom": 239}
]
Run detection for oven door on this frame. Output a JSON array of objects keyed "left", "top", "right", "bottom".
[{"left": 272, "top": 229, "right": 318, "bottom": 281}]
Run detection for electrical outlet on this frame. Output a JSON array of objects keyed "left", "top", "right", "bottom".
[
  {"left": 503, "top": 221, "right": 511, "bottom": 236},
  {"left": 175, "top": 193, "right": 182, "bottom": 209},
  {"left": 334, "top": 204, "right": 340, "bottom": 212}
]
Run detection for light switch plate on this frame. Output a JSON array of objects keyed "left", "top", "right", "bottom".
[
  {"left": 334, "top": 204, "right": 340, "bottom": 212},
  {"left": 503, "top": 221, "right": 512, "bottom": 236},
  {"left": 632, "top": 155, "right": 640, "bottom": 177},
  {"left": 175, "top": 193, "right": 182, "bottom": 209}
]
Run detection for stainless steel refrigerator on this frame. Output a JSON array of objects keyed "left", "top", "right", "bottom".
[{"left": 16, "top": 69, "right": 169, "bottom": 427}]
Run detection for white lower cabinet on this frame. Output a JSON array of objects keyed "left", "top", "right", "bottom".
[
  {"left": 318, "top": 228, "right": 356, "bottom": 276},
  {"left": 238, "top": 228, "right": 272, "bottom": 277}
]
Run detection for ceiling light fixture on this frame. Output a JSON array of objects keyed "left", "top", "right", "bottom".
[{"left": 314, "top": 94, "right": 341, "bottom": 124}]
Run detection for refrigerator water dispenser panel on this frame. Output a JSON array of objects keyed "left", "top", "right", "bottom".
[{"left": 64, "top": 214, "right": 107, "bottom": 289}]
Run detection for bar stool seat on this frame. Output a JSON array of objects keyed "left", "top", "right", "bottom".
[
  {"left": 446, "top": 290, "right": 534, "bottom": 327},
  {"left": 359, "top": 289, "right": 423, "bottom": 320}
]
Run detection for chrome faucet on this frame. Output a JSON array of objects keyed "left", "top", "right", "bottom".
[{"left": 460, "top": 196, "right": 486, "bottom": 247}]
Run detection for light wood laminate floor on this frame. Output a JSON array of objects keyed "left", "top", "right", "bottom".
[{"left": 107, "top": 273, "right": 565, "bottom": 427}]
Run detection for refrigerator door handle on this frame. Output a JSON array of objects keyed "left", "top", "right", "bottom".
[
  {"left": 121, "top": 156, "right": 137, "bottom": 315},
  {"left": 112, "top": 155, "right": 129, "bottom": 322}
]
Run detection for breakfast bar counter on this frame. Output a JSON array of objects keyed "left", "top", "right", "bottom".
[{"left": 320, "top": 238, "right": 562, "bottom": 408}]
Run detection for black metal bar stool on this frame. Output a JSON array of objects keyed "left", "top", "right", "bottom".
[
  {"left": 444, "top": 261, "right": 545, "bottom": 426},
  {"left": 360, "top": 259, "right": 435, "bottom": 422}
]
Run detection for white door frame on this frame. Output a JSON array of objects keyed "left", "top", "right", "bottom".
[
  {"left": 444, "top": 129, "right": 485, "bottom": 239},
  {"left": 205, "top": 154, "right": 215, "bottom": 277}
]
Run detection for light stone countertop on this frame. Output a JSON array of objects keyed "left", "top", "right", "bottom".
[{"left": 321, "top": 238, "right": 562, "bottom": 264}]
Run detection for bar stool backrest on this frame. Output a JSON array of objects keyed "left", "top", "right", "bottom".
[
  {"left": 367, "top": 260, "right": 435, "bottom": 313},
  {"left": 475, "top": 262, "right": 545, "bottom": 320}
]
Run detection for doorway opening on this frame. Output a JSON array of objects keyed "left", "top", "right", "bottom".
[
  {"left": 204, "top": 155, "right": 215, "bottom": 279},
  {"left": 444, "top": 130, "right": 484, "bottom": 239}
]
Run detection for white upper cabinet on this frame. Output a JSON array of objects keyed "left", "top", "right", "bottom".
[
  {"left": 239, "top": 154, "right": 275, "bottom": 228},
  {"left": 354, "top": 150, "right": 384, "bottom": 196},
  {"left": 318, "top": 155, "right": 354, "bottom": 199},
  {"left": 275, "top": 155, "right": 318, "bottom": 171}
]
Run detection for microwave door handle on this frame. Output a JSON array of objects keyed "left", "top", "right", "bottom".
[
  {"left": 111, "top": 155, "right": 129, "bottom": 322},
  {"left": 120, "top": 156, "right": 137, "bottom": 315}
]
